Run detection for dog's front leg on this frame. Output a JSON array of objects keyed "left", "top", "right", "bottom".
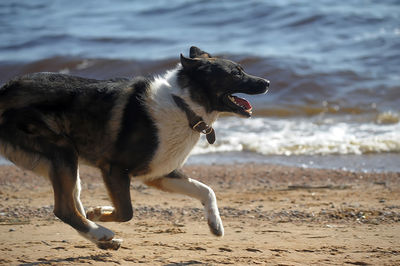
[
  {"left": 145, "top": 170, "right": 224, "bottom": 236},
  {"left": 86, "top": 165, "right": 133, "bottom": 223}
]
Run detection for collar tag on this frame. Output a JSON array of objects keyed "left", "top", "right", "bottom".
[{"left": 192, "top": 121, "right": 216, "bottom": 144}]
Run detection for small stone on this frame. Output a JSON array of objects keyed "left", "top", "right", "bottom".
[{"left": 246, "top": 248, "right": 263, "bottom": 253}]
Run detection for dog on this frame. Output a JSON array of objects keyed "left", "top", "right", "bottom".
[{"left": 0, "top": 46, "right": 269, "bottom": 250}]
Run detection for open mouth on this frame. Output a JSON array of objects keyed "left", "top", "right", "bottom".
[{"left": 225, "top": 94, "right": 253, "bottom": 117}]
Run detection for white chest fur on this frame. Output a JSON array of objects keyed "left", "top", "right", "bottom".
[{"left": 137, "top": 67, "right": 218, "bottom": 181}]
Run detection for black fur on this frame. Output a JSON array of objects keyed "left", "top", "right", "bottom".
[
  {"left": 113, "top": 77, "right": 158, "bottom": 174},
  {"left": 0, "top": 73, "right": 158, "bottom": 173}
]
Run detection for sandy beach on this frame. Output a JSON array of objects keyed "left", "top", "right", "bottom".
[{"left": 0, "top": 164, "right": 399, "bottom": 265}]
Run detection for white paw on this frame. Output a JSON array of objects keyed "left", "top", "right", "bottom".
[
  {"left": 80, "top": 221, "right": 115, "bottom": 242},
  {"left": 206, "top": 207, "right": 224, "bottom": 237},
  {"left": 97, "top": 238, "right": 122, "bottom": 250},
  {"left": 86, "top": 206, "right": 114, "bottom": 221},
  {"left": 80, "top": 222, "right": 123, "bottom": 250}
]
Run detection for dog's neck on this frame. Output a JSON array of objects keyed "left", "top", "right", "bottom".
[
  {"left": 146, "top": 65, "right": 219, "bottom": 145},
  {"left": 171, "top": 94, "right": 216, "bottom": 144}
]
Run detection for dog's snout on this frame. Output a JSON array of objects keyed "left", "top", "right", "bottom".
[
  {"left": 257, "top": 78, "right": 270, "bottom": 88},
  {"left": 244, "top": 75, "right": 270, "bottom": 94}
]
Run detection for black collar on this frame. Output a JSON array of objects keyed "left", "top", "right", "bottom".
[{"left": 172, "top": 94, "right": 216, "bottom": 144}]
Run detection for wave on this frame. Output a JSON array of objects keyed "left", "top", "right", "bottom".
[{"left": 192, "top": 116, "right": 400, "bottom": 156}]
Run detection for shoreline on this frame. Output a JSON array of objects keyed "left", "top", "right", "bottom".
[
  {"left": 187, "top": 152, "right": 400, "bottom": 173},
  {"left": 0, "top": 164, "right": 399, "bottom": 265},
  {"left": 2, "top": 151, "right": 400, "bottom": 174}
]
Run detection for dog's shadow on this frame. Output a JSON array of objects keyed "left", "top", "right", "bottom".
[
  {"left": 19, "top": 255, "right": 207, "bottom": 266},
  {"left": 19, "top": 252, "right": 115, "bottom": 265}
]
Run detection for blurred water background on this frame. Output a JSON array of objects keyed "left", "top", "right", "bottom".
[{"left": 0, "top": 0, "right": 399, "bottom": 172}]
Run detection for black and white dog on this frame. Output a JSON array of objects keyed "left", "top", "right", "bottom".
[{"left": 0, "top": 47, "right": 269, "bottom": 249}]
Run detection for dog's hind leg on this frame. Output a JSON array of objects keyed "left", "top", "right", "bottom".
[
  {"left": 0, "top": 111, "right": 120, "bottom": 249},
  {"left": 49, "top": 154, "right": 122, "bottom": 250},
  {"left": 86, "top": 165, "right": 133, "bottom": 223},
  {"left": 0, "top": 142, "right": 121, "bottom": 249},
  {"left": 145, "top": 170, "right": 224, "bottom": 237}
]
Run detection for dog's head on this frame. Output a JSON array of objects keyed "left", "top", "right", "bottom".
[{"left": 178, "top": 46, "right": 269, "bottom": 117}]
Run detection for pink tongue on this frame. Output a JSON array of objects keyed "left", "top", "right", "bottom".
[{"left": 233, "top": 96, "right": 252, "bottom": 110}]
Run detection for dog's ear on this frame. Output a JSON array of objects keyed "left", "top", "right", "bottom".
[
  {"left": 190, "top": 46, "right": 212, "bottom": 59},
  {"left": 180, "top": 54, "right": 202, "bottom": 70}
]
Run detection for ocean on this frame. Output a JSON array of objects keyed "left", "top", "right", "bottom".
[{"left": 0, "top": 0, "right": 399, "bottom": 172}]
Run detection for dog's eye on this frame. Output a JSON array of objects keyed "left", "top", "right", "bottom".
[{"left": 233, "top": 68, "right": 243, "bottom": 77}]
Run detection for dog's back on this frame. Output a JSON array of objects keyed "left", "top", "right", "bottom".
[{"left": 0, "top": 73, "right": 157, "bottom": 168}]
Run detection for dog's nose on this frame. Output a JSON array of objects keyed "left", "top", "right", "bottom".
[
  {"left": 260, "top": 79, "right": 269, "bottom": 94},
  {"left": 258, "top": 78, "right": 270, "bottom": 87}
]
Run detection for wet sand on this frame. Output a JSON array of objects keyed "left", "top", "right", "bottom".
[{"left": 0, "top": 164, "right": 399, "bottom": 265}]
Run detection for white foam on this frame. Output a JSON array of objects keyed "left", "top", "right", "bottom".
[{"left": 192, "top": 116, "right": 400, "bottom": 156}]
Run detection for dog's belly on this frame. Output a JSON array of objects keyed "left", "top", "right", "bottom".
[{"left": 137, "top": 130, "right": 200, "bottom": 180}]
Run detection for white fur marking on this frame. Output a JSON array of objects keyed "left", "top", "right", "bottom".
[
  {"left": 73, "top": 167, "right": 86, "bottom": 216},
  {"left": 99, "top": 206, "right": 114, "bottom": 213},
  {"left": 140, "top": 66, "right": 219, "bottom": 180}
]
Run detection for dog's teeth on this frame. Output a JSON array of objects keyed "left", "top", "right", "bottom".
[
  {"left": 228, "top": 95, "right": 238, "bottom": 104},
  {"left": 228, "top": 95, "right": 251, "bottom": 111}
]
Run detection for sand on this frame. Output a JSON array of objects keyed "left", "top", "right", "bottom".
[{"left": 0, "top": 164, "right": 399, "bottom": 265}]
